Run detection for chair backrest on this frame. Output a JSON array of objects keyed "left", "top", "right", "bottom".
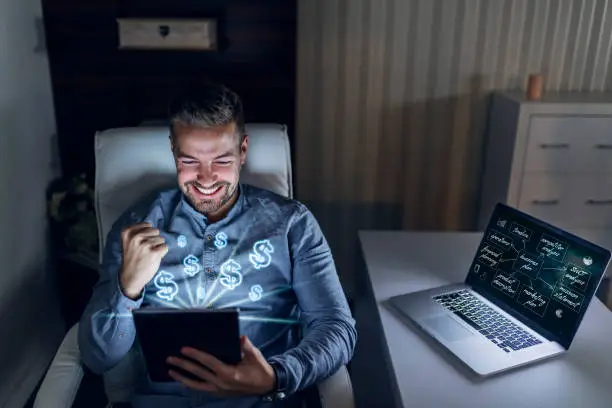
[
  {"left": 94, "top": 123, "right": 293, "bottom": 262},
  {"left": 93, "top": 123, "right": 293, "bottom": 402}
]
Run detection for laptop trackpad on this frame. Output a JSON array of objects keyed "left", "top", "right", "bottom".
[{"left": 422, "top": 315, "right": 474, "bottom": 342}]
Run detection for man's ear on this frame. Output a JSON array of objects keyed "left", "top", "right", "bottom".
[{"left": 240, "top": 135, "right": 248, "bottom": 165}]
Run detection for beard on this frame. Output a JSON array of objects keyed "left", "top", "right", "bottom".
[{"left": 183, "top": 180, "right": 238, "bottom": 215}]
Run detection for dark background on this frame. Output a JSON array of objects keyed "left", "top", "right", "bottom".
[{"left": 42, "top": 0, "right": 297, "bottom": 178}]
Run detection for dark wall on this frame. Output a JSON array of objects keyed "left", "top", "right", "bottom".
[{"left": 42, "top": 0, "right": 297, "bottom": 177}]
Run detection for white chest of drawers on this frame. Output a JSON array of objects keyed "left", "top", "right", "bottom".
[{"left": 478, "top": 91, "right": 612, "bottom": 253}]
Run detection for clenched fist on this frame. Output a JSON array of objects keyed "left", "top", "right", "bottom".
[{"left": 119, "top": 222, "right": 168, "bottom": 299}]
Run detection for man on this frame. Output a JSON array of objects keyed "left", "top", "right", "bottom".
[{"left": 78, "top": 83, "right": 357, "bottom": 408}]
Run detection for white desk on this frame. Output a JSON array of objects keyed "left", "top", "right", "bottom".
[{"left": 351, "top": 231, "right": 612, "bottom": 408}]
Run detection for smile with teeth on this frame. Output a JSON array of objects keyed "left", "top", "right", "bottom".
[{"left": 193, "top": 184, "right": 223, "bottom": 196}]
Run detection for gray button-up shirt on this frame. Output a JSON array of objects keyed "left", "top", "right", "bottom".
[{"left": 78, "top": 184, "right": 357, "bottom": 408}]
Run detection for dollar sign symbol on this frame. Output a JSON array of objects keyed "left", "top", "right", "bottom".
[
  {"left": 248, "top": 285, "right": 263, "bottom": 301},
  {"left": 154, "top": 271, "right": 179, "bottom": 301},
  {"left": 183, "top": 254, "right": 201, "bottom": 277},
  {"left": 249, "top": 239, "right": 274, "bottom": 270},
  {"left": 214, "top": 232, "right": 228, "bottom": 249},
  {"left": 219, "top": 259, "right": 242, "bottom": 290}
]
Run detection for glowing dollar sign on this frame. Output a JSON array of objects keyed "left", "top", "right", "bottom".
[
  {"left": 249, "top": 239, "right": 274, "bottom": 270},
  {"left": 183, "top": 254, "right": 201, "bottom": 277},
  {"left": 214, "top": 232, "right": 228, "bottom": 249},
  {"left": 219, "top": 259, "right": 242, "bottom": 290},
  {"left": 154, "top": 271, "right": 179, "bottom": 301},
  {"left": 248, "top": 285, "right": 263, "bottom": 301}
]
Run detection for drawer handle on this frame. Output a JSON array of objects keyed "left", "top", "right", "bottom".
[
  {"left": 531, "top": 199, "right": 559, "bottom": 206},
  {"left": 539, "top": 143, "right": 569, "bottom": 149},
  {"left": 594, "top": 144, "right": 612, "bottom": 150},
  {"left": 585, "top": 199, "right": 612, "bottom": 206},
  {"left": 158, "top": 25, "right": 170, "bottom": 38}
]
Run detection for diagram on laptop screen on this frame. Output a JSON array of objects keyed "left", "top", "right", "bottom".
[{"left": 468, "top": 208, "right": 607, "bottom": 340}]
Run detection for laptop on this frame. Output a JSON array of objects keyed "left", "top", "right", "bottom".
[{"left": 388, "top": 203, "right": 611, "bottom": 377}]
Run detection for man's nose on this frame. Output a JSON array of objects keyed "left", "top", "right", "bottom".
[{"left": 196, "top": 164, "right": 217, "bottom": 184}]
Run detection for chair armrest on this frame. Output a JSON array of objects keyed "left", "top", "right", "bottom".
[
  {"left": 317, "top": 366, "right": 354, "bottom": 408},
  {"left": 34, "top": 324, "right": 84, "bottom": 408}
]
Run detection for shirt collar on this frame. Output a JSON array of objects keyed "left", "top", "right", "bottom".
[{"left": 179, "top": 183, "right": 245, "bottom": 225}]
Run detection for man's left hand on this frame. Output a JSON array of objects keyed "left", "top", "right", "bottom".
[{"left": 167, "top": 335, "right": 276, "bottom": 397}]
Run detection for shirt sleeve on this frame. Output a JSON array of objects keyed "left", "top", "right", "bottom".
[
  {"left": 78, "top": 211, "right": 144, "bottom": 375},
  {"left": 267, "top": 204, "right": 357, "bottom": 395}
]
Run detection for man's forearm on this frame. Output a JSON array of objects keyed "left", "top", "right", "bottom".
[
  {"left": 78, "top": 283, "right": 143, "bottom": 374},
  {"left": 267, "top": 315, "right": 357, "bottom": 394}
]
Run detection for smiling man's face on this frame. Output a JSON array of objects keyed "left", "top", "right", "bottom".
[{"left": 171, "top": 121, "right": 248, "bottom": 220}]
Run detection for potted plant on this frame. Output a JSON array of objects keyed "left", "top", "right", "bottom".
[{"left": 47, "top": 173, "right": 99, "bottom": 268}]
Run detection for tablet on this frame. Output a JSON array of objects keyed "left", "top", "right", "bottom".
[{"left": 132, "top": 308, "right": 241, "bottom": 382}]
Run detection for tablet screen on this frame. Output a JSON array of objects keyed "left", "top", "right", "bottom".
[{"left": 133, "top": 308, "right": 241, "bottom": 382}]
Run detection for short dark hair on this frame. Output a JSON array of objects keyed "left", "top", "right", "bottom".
[{"left": 168, "top": 83, "right": 245, "bottom": 142}]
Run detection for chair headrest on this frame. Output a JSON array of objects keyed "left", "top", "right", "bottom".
[{"left": 94, "top": 123, "right": 292, "bottom": 259}]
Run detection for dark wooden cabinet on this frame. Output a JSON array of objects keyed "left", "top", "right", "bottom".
[{"left": 41, "top": 0, "right": 297, "bottom": 178}]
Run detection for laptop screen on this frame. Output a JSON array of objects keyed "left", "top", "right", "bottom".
[{"left": 465, "top": 203, "right": 611, "bottom": 349}]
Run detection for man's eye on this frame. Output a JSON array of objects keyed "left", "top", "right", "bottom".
[
  {"left": 181, "top": 160, "right": 197, "bottom": 165},
  {"left": 216, "top": 161, "right": 232, "bottom": 166}
]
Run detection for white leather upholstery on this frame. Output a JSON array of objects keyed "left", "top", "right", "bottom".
[
  {"left": 318, "top": 367, "right": 355, "bottom": 408},
  {"left": 34, "top": 124, "right": 353, "bottom": 408},
  {"left": 33, "top": 324, "right": 84, "bottom": 408}
]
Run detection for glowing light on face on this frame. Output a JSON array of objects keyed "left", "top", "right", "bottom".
[{"left": 173, "top": 123, "right": 246, "bottom": 217}]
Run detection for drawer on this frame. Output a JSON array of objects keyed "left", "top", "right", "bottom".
[
  {"left": 571, "top": 176, "right": 612, "bottom": 227},
  {"left": 578, "top": 127, "right": 612, "bottom": 173},
  {"left": 524, "top": 117, "right": 582, "bottom": 172},
  {"left": 518, "top": 173, "right": 572, "bottom": 224},
  {"left": 518, "top": 174, "right": 612, "bottom": 228},
  {"left": 524, "top": 116, "right": 612, "bottom": 173},
  {"left": 117, "top": 18, "right": 217, "bottom": 50}
]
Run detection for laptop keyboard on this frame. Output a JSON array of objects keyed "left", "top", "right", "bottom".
[{"left": 433, "top": 290, "right": 542, "bottom": 353}]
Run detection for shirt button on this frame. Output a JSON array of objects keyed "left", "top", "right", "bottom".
[
  {"left": 207, "top": 235, "right": 213, "bottom": 241},
  {"left": 278, "top": 392, "right": 286, "bottom": 400}
]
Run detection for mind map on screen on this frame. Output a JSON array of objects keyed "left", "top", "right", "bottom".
[{"left": 467, "top": 205, "right": 608, "bottom": 343}]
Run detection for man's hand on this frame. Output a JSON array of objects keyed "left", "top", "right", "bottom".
[
  {"left": 119, "top": 222, "right": 168, "bottom": 299},
  {"left": 166, "top": 336, "right": 276, "bottom": 397}
]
